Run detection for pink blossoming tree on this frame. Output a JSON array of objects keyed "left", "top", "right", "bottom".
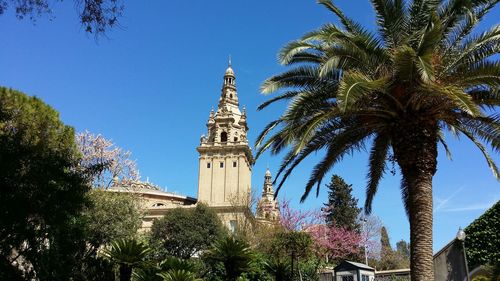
[
  {"left": 306, "top": 224, "right": 362, "bottom": 261},
  {"left": 76, "top": 130, "right": 140, "bottom": 188},
  {"left": 279, "top": 199, "right": 322, "bottom": 231},
  {"left": 278, "top": 198, "right": 364, "bottom": 263}
]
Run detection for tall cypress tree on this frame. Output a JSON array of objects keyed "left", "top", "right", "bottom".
[
  {"left": 380, "top": 226, "right": 392, "bottom": 257},
  {"left": 324, "top": 175, "right": 361, "bottom": 231},
  {"left": 378, "top": 226, "right": 405, "bottom": 270}
]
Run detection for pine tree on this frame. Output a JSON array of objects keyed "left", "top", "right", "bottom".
[{"left": 323, "top": 175, "right": 361, "bottom": 231}]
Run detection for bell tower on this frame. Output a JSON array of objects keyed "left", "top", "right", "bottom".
[
  {"left": 197, "top": 61, "right": 254, "bottom": 207},
  {"left": 256, "top": 169, "right": 280, "bottom": 222}
]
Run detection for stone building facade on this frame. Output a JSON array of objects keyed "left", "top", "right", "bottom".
[{"left": 109, "top": 61, "right": 279, "bottom": 232}]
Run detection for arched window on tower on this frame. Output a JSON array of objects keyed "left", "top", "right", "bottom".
[{"left": 221, "top": 132, "right": 228, "bottom": 143}]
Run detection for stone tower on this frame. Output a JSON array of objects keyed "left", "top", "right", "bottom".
[
  {"left": 256, "top": 169, "right": 280, "bottom": 222},
  {"left": 197, "top": 61, "right": 254, "bottom": 208}
]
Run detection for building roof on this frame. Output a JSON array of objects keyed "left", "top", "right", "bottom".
[
  {"left": 334, "top": 260, "right": 375, "bottom": 272},
  {"left": 109, "top": 181, "right": 197, "bottom": 203}
]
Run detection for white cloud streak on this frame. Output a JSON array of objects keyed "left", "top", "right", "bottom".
[
  {"left": 434, "top": 186, "right": 465, "bottom": 213},
  {"left": 441, "top": 199, "right": 498, "bottom": 212}
]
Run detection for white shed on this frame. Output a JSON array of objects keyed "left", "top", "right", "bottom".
[{"left": 334, "top": 260, "right": 375, "bottom": 281}]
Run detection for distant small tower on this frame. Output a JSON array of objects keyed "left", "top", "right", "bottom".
[
  {"left": 256, "top": 169, "right": 280, "bottom": 222},
  {"left": 197, "top": 60, "right": 254, "bottom": 208}
]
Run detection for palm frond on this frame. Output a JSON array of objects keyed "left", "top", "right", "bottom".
[
  {"left": 458, "top": 114, "right": 500, "bottom": 152},
  {"left": 371, "top": 0, "right": 408, "bottom": 47},
  {"left": 318, "top": 0, "right": 366, "bottom": 34},
  {"left": 285, "top": 52, "right": 324, "bottom": 65},
  {"left": 279, "top": 41, "right": 321, "bottom": 65},
  {"left": 272, "top": 119, "right": 357, "bottom": 195},
  {"left": 255, "top": 120, "right": 282, "bottom": 152},
  {"left": 281, "top": 86, "right": 338, "bottom": 123},
  {"left": 302, "top": 23, "right": 389, "bottom": 66},
  {"left": 393, "top": 45, "right": 418, "bottom": 82},
  {"left": 320, "top": 42, "right": 386, "bottom": 74},
  {"left": 102, "top": 238, "right": 151, "bottom": 266},
  {"left": 439, "top": 0, "right": 498, "bottom": 38},
  {"left": 468, "top": 87, "right": 500, "bottom": 108},
  {"left": 409, "top": 0, "right": 440, "bottom": 36},
  {"left": 272, "top": 136, "right": 328, "bottom": 196},
  {"left": 442, "top": 0, "right": 498, "bottom": 54},
  {"left": 457, "top": 127, "right": 500, "bottom": 179},
  {"left": 420, "top": 84, "right": 481, "bottom": 116},
  {"left": 293, "top": 109, "right": 340, "bottom": 155},
  {"left": 158, "top": 270, "right": 200, "bottom": 281},
  {"left": 400, "top": 177, "right": 410, "bottom": 218},
  {"left": 453, "top": 61, "right": 500, "bottom": 88},
  {"left": 300, "top": 127, "right": 372, "bottom": 202},
  {"left": 257, "top": 86, "right": 335, "bottom": 157},
  {"left": 337, "top": 72, "right": 388, "bottom": 112},
  {"left": 364, "top": 133, "right": 390, "bottom": 214},
  {"left": 438, "top": 130, "right": 453, "bottom": 160},
  {"left": 417, "top": 54, "right": 435, "bottom": 82},
  {"left": 443, "top": 25, "right": 500, "bottom": 73},
  {"left": 417, "top": 13, "right": 443, "bottom": 56},
  {"left": 257, "top": 91, "right": 303, "bottom": 111},
  {"left": 260, "top": 66, "right": 320, "bottom": 94}
]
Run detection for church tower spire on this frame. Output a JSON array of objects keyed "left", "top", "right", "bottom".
[
  {"left": 218, "top": 58, "right": 240, "bottom": 116},
  {"left": 197, "top": 62, "right": 254, "bottom": 209},
  {"left": 256, "top": 169, "right": 280, "bottom": 222}
]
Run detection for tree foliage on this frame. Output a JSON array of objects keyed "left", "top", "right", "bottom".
[
  {"left": 396, "top": 240, "right": 410, "bottom": 260},
  {"left": 375, "top": 227, "right": 410, "bottom": 270},
  {"left": 0, "top": 0, "right": 124, "bottom": 35},
  {"left": 323, "top": 175, "right": 361, "bottom": 231},
  {"left": 150, "top": 203, "right": 225, "bottom": 259},
  {"left": 465, "top": 201, "right": 500, "bottom": 269},
  {"left": 269, "top": 231, "right": 313, "bottom": 280},
  {"left": 381, "top": 227, "right": 392, "bottom": 257},
  {"left": 82, "top": 189, "right": 143, "bottom": 250},
  {"left": 0, "top": 87, "right": 91, "bottom": 280}
]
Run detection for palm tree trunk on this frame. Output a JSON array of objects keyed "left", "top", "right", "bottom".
[
  {"left": 393, "top": 121, "right": 438, "bottom": 281},
  {"left": 119, "top": 264, "right": 132, "bottom": 281}
]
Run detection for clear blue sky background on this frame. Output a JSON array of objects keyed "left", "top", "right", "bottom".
[{"left": 1, "top": 1, "right": 498, "bottom": 252}]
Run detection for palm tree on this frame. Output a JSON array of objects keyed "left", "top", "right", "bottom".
[
  {"left": 103, "top": 238, "right": 152, "bottom": 281},
  {"left": 157, "top": 270, "right": 201, "bottom": 281},
  {"left": 256, "top": 1, "right": 499, "bottom": 280},
  {"left": 264, "top": 259, "right": 291, "bottom": 281},
  {"left": 159, "top": 257, "right": 196, "bottom": 273},
  {"left": 206, "top": 236, "right": 254, "bottom": 281},
  {"left": 132, "top": 257, "right": 196, "bottom": 281}
]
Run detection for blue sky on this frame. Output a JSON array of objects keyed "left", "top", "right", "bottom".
[{"left": 1, "top": 1, "right": 498, "bottom": 252}]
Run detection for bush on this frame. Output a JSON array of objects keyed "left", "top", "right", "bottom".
[{"left": 150, "top": 203, "right": 225, "bottom": 259}]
